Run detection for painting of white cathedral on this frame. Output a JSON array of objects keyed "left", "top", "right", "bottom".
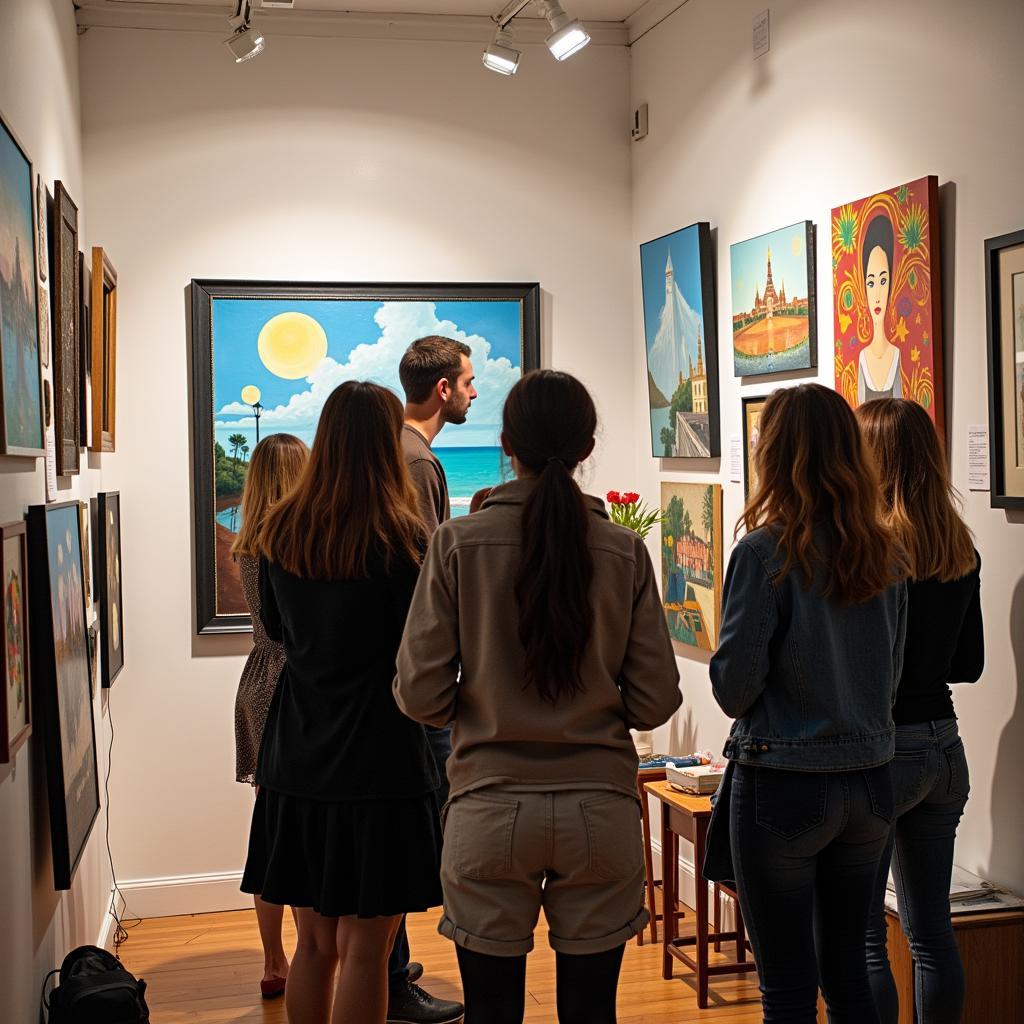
[{"left": 639, "top": 222, "right": 720, "bottom": 458}]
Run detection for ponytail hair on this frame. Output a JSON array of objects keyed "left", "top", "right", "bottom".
[{"left": 503, "top": 370, "right": 597, "bottom": 704}]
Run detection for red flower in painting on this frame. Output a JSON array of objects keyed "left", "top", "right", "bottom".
[{"left": 607, "top": 491, "right": 623, "bottom": 505}]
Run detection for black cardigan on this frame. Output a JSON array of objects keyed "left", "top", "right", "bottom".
[
  {"left": 255, "top": 554, "right": 438, "bottom": 802},
  {"left": 893, "top": 551, "right": 984, "bottom": 725}
]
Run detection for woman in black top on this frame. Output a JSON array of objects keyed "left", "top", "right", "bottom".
[
  {"left": 240, "top": 382, "right": 444, "bottom": 1024},
  {"left": 858, "top": 399, "right": 984, "bottom": 1024}
]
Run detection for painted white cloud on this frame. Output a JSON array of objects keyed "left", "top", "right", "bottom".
[{"left": 215, "top": 301, "right": 518, "bottom": 446}]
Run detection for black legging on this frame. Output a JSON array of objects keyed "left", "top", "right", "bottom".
[{"left": 456, "top": 943, "right": 626, "bottom": 1024}]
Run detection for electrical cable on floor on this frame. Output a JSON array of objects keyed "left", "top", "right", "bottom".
[{"left": 104, "top": 690, "right": 141, "bottom": 955}]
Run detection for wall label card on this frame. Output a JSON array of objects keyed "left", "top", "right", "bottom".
[{"left": 968, "top": 424, "right": 989, "bottom": 491}]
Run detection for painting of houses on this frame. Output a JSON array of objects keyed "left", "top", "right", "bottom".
[{"left": 660, "top": 482, "right": 722, "bottom": 652}]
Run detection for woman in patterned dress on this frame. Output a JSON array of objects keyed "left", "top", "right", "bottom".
[{"left": 232, "top": 432, "right": 309, "bottom": 997}]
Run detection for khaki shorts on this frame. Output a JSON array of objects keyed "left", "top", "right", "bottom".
[{"left": 437, "top": 787, "right": 649, "bottom": 956}]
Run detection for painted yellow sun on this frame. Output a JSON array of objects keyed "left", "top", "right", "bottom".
[
  {"left": 257, "top": 312, "right": 328, "bottom": 380},
  {"left": 791, "top": 232, "right": 803, "bottom": 257},
  {"left": 241, "top": 384, "right": 262, "bottom": 405}
]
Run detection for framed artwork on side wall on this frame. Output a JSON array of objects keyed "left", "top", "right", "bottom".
[
  {"left": 0, "top": 109, "right": 45, "bottom": 458},
  {"left": 90, "top": 246, "right": 117, "bottom": 453},
  {"left": 78, "top": 252, "right": 91, "bottom": 450},
  {"left": 832, "top": 176, "right": 944, "bottom": 433},
  {"left": 52, "top": 182, "right": 80, "bottom": 475},
  {"left": 189, "top": 279, "right": 542, "bottom": 634},
  {"left": 730, "top": 221, "right": 816, "bottom": 377},
  {"left": 97, "top": 492, "right": 124, "bottom": 686},
  {"left": 2, "top": 521, "right": 32, "bottom": 763},
  {"left": 26, "top": 500, "right": 100, "bottom": 890},
  {"left": 742, "top": 395, "right": 770, "bottom": 499},
  {"left": 640, "top": 223, "right": 720, "bottom": 459},
  {"left": 659, "top": 482, "right": 723, "bottom": 653},
  {"left": 985, "top": 229, "right": 1024, "bottom": 510}
]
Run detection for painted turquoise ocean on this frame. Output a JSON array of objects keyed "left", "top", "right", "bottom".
[{"left": 215, "top": 445, "right": 507, "bottom": 531}]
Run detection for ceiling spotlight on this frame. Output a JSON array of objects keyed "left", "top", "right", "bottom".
[
  {"left": 483, "top": 26, "right": 521, "bottom": 75},
  {"left": 539, "top": 0, "right": 590, "bottom": 61},
  {"left": 224, "top": 0, "right": 265, "bottom": 63}
]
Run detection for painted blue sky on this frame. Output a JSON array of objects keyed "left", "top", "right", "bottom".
[
  {"left": 213, "top": 297, "right": 522, "bottom": 450},
  {"left": 730, "top": 222, "right": 810, "bottom": 317},
  {"left": 640, "top": 225, "right": 705, "bottom": 357}
]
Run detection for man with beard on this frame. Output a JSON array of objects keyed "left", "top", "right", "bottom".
[{"left": 384, "top": 336, "right": 475, "bottom": 1024}]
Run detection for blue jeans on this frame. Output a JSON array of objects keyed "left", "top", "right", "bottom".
[
  {"left": 730, "top": 762, "right": 894, "bottom": 1023},
  {"left": 388, "top": 724, "right": 453, "bottom": 987},
  {"left": 865, "top": 719, "right": 969, "bottom": 1024}
]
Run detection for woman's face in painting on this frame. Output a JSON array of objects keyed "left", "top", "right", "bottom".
[{"left": 865, "top": 245, "right": 891, "bottom": 335}]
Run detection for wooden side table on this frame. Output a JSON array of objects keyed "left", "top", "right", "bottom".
[
  {"left": 645, "top": 780, "right": 757, "bottom": 1008},
  {"left": 815, "top": 907, "right": 1024, "bottom": 1023},
  {"left": 637, "top": 766, "right": 678, "bottom": 945}
]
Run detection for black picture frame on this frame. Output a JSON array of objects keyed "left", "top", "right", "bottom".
[
  {"left": 78, "top": 251, "right": 92, "bottom": 452},
  {"left": 51, "top": 181, "right": 80, "bottom": 475},
  {"left": 96, "top": 492, "right": 124, "bottom": 687},
  {"left": 985, "top": 229, "right": 1024, "bottom": 511},
  {"left": 639, "top": 222, "right": 721, "bottom": 459},
  {"left": 26, "top": 500, "right": 100, "bottom": 890},
  {"left": 189, "top": 279, "right": 542, "bottom": 635},
  {"left": 741, "top": 394, "right": 770, "bottom": 499}
]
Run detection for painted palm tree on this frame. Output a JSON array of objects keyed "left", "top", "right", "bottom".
[
  {"left": 241, "top": 445, "right": 250, "bottom": 463},
  {"left": 228, "top": 433, "right": 248, "bottom": 463}
]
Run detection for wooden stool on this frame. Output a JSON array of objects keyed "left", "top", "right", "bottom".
[{"left": 637, "top": 766, "right": 685, "bottom": 945}]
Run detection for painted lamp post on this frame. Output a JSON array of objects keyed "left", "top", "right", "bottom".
[{"left": 241, "top": 384, "right": 263, "bottom": 444}]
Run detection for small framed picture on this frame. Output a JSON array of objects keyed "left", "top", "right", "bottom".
[
  {"left": 741, "top": 395, "right": 770, "bottom": 499},
  {"left": 2, "top": 521, "right": 32, "bottom": 763},
  {"left": 90, "top": 247, "right": 118, "bottom": 453},
  {"left": 97, "top": 492, "right": 124, "bottom": 687},
  {"left": 985, "top": 229, "right": 1024, "bottom": 510}
]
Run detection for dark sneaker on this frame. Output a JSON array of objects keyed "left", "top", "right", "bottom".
[{"left": 386, "top": 980, "right": 464, "bottom": 1024}]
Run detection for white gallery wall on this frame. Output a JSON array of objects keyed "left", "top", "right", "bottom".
[
  {"left": 632, "top": 0, "right": 1024, "bottom": 894},
  {"left": 0, "top": 1, "right": 113, "bottom": 1020},
  {"left": 78, "top": 23, "right": 632, "bottom": 913}
]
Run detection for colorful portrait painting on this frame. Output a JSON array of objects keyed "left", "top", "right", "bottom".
[
  {"left": 27, "top": 501, "right": 99, "bottom": 889},
  {"left": 97, "top": 492, "right": 123, "bottom": 687},
  {"left": 640, "top": 223, "right": 720, "bottom": 459},
  {"left": 833, "top": 176, "right": 943, "bottom": 432},
  {"left": 730, "top": 221, "right": 816, "bottom": 377},
  {"left": 0, "top": 112, "right": 44, "bottom": 456},
  {"left": 2, "top": 522, "right": 31, "bottom": 762},
  {"left": 659, "top": 482, "right": 723, "bottom": 653},
  {"left": 190, "top": 280, "right": 541, "bottom": 634},
  {"left": 742, "top": 395, "right": 769, "bottom": 499}
]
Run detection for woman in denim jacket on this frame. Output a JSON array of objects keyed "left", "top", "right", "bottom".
[
  {"left": 858, "top": 399, "right": 983, "bottom": 1024},
  {"left": 710, "top": 384, "right": 907, "bottom": 1023}
]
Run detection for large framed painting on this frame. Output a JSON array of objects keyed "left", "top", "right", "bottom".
[
  {"left": 659, "top": 482, "right": 723, "bottom": 653},
  {"left": 96, "top": 492, "right": 124, "bottom": 685},
  {"left": 742, "top": 394, "right": 770, "bottom": 499},
  {"left": 190, "top": 279, "right": 542, "bottom": 634},
  {"left": 640, "top": 223, "right": 720, "bottom": 459},
  {"left": 730, "top": 221, "right": 816, "bottom": 377},
  {"left": 833, "top": 176, "right": 944, "bottom": 433},
  {"left": 985, "top": 229, "right": 1024, "bottom": 510},
  {"left": 0, "top": 109, "right": 44, "bottom": 458},
  {"left": 2, "top": 521, "right": 31, "bottom": 763},
  {"left": 51, "top": 182, "right": 80, "bottom": 476},
  {"left": 90, "top": 246, "right": 117, "bottom": 453},
  {"left": 26, "top": 500, "right": 99, "bottom": 890},
  {"left": 78, "top": 252, "right": 91, "bottom": 450}
]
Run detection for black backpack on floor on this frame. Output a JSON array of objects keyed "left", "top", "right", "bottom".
[{"left": 44, "top": 945, "right": 149, "bottom": 1023}]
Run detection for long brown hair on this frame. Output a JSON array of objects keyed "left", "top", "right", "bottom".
[
  {"left": 857, "top": 398, "right": 975, "bottom": 582},
  {"left": 741, "top": 383, "right": 899, "bottom": 604},
  {"left": 231, "top": 433, "right": 309, "bottom": 559},
  {"left": 503, "top": 370, "right": 597, "bottom": 704},
  {"left": 258, "top": 382, "right": 425, "bottom": 579}
]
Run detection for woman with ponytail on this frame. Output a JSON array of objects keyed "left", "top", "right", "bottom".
[{"left": 395, "top": 370, "right": 681, "bottom": 1024}]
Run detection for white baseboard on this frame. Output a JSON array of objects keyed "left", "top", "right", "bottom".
[
  {"left": 97, "top": 909, "right": 118, "bottom": 950},
  {"left": 113, "top": 870, "right": 251, "bottom": 920}
]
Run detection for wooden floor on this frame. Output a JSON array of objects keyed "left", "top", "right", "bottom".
[{"left": 116, "top": 901, "right": 762, "bottom": 1023}]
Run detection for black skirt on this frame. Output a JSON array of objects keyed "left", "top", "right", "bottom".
[{"left": 241, "top": 787, "right": 444, "bottom": 918}]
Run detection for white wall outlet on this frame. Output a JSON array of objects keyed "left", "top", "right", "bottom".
[
  {"left": 631, "top": 103, "right": 649, "bottom": 141},
  {"left": 753, "top": 9, "right": 770, "bottom": 59}
]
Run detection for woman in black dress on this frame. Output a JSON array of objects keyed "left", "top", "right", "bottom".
[{"left": 241, "top": 381, "right": 443, "bottom": 1024}]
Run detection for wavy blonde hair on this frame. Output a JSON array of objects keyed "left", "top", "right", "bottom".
[
  {"left": 231, "top": 434, "right": 309, "bottom": 559},
  {"left": 740, "top": 384, "right": 901, "bottom": 604},
  {"left": 857, "top": 399, "right": 975, "bottom": 582},
  {"left": 258, "top": 382, "right": 426, "bottom": 580}
]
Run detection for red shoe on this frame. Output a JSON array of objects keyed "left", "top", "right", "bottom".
[{"left": 260, "top": 976, "right": 287, "bottom": 999}]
